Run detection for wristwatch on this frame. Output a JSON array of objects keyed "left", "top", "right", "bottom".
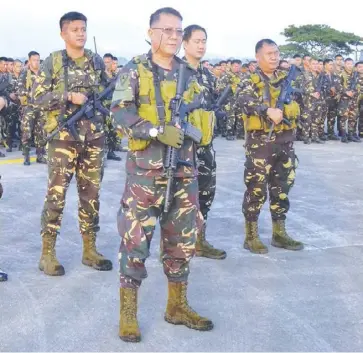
[{"left": 149, "top": 127, "right": 159, "bottom": 138}]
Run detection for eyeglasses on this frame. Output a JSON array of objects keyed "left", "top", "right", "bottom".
[{"left": 152, "top": 27, "right": 183, "bottom": 37}]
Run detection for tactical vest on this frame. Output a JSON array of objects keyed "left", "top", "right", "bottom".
[
  {"left": 229, "top": 72, "right": 241, "bottom": 93},
  {"left": 128, "top": 56, "right": 214, "bottom": 151},
  {"left": 243, "top": 72, "right": 299, "bottom": 133},
  {"left": 44, "top": 49, "right": 101, "bottom": 133}
]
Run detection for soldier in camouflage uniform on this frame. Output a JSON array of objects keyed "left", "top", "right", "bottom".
[
  {"left": 182, "top": 24, "right": 226, "bottom": 260},
  {"left": 216, "top": 59, "right": 243, "bottom": 140},
  {"left": 235, "top": 39, "right": 303, "bottom": 254},
  {"left": 0, "top": 174, "right": 7, "bottom": 282},
  {"left": 334, "top": 55, "right": 344, "bottom": 136},
  {"left": 0, "top": 57, "right": 10, "bottom": 157},
  {"left": 337, "top": 58, "right": 361, "bottom": 142},
  {"left": 18, "top": 51, "right": 47, "bottom": 164},
  {"left": 359, "top": 62, "right": 363, "bottom": 138},
  {"left": 32, "top": 12, "right": 113, "bottom": 276},
  {"left": 322, "top": 59, "right": 341, "bottom": 140},
  {"left": 301, "top": 58, "right": 326, "bottom": 144},
  {"left": 111, "top": 7, "right": 214, "bottom": 343},
  {"left": 102, "top": 53, "right": 121, "bottom": 161}
]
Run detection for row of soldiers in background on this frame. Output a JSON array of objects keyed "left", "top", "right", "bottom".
[
  {"left": 201, "top": 54, "right": 363, "bottom": 143},
  {"left": 0, "top": 53, "right": 125, "bottom": 163}
]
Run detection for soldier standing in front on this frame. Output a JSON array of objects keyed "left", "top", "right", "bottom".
[
  {"left": 236, "top": 39, "right": 303, "bottom": 254},
  {"left": 32, "top": 12, "right": 112, "bottom": 276},
  {"left": 111, "top": 7, "right": 214, "bottom": 342}
]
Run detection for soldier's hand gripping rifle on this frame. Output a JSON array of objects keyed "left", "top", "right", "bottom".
[
  {"left": 268, "top": 65, "right": 301, "bottom": 140},
  {"left": 163, "top": 64, "right": 202, "bottom": 213},
  {"left": 45, "top": 75, "right": 118, "bottom": 143}
]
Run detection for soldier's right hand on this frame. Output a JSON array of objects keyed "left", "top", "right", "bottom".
[
  {"left": 69, "top": 92, "right": 88, "bottom": 105},
  {"left": 346, "top": 91, "right": 354, "bottom": 97},
  {"left": 267, "top": 108, "right": 283, "bottom": 125},
  {"left": 157, "top": 124, "right": 184, "bottom": 149},
  {"left": 312, "top": 92, "right": 320, "bottom": 99}
]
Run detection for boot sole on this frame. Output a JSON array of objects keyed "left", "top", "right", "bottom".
[
  {"left": 271, "top": 240, "right": 304, "bottom": 251},
  {"left": 82, "top": 259, "right": 113, "bottom": 271},
  {"left": 164, "top": 315, "right": 214, "bottom": 331},
  {"left": 195, "top": 251, "right": 227, "bottom": 260},
  {"left": 39, "top": 263, "right": 65, "bottom": 276},
  {"left": 243, "top": 243, "right": 268, "bottom": 254},
  {"left": 119, "top": 335, "right": 141, "bottom": 343}
]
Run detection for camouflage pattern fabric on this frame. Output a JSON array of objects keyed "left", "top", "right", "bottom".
[
  {"left": 118, "top": 175, "right": 203, "bottom": 289},
  {"left": 5, "top": 73, "right": 22, "bottom": 144},
  {"left": 243, "top": 137, "right": 298, "bottom": 221},
  {"left": 21, "top": 107, "right": 46, "bottom": 149},
  {"left": 359, "top": 98, "right": 363, "bottom": 137},
  {"left": 40, "top": 137, "right": 105, "bottom": 238},
  {"left": 323, "top": 73, "right": 342, "bottom": 135}
]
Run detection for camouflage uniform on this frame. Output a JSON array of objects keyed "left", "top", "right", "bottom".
[
  {"left": 0, "top": 72, "right": 11, "bottom": 156},
  {"left": 18, "top": 69, "right": 47, "bottom": 163},
  {"left": 359, "top": 88, "right": 363, "bottom": 138},
  {"left": 301, "top": 71, "right": 325, "bottom": 143},
  {"left": 216, "top": 71, "right": 243, "bottom": 139},
  {"left": 111, "top": 53, "right": 209, "bottom": 289},
  {"left": 235, "top": 68, "right": 303, "bottom": 254},
  {"left": 0, "top": 174, "right": 6, "bottom": 281},
  {"left": 337, "top": 70, "right": 362, "bottom": 142},
  {"left": 32, "top": 49, "right": 112, "bottom": 275}
]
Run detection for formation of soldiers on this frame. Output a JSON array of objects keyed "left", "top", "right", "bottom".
[{"left": 0, "top": 6, "right": 362, "bottom": 343}]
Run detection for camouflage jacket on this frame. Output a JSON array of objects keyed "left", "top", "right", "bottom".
[
  {"left": 216, "top": 71, "right": 242, "bottom": 100},
  {"left": 18, "top": 69, "right": 39, "bottom": 106},
  {"left": 0, "top": 72, "right": 11, "bottom": 97},
  {"left": 32, "top": 49, "right": 109, "bottom": 142},
  {"left": 302, "top": 71, "right": 326, "bottom": 104},
  {"left": 111, "top": 52, "right": 204, "bottom": 178},
  {"left": 322, "top": 72, "right": 343, "bottom": 100},
  {"left": 339, "top": 69, "right": 359, "bottom": 98}
]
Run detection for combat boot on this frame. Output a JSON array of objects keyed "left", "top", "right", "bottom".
[
  {"left": 23, "top": 147, "right": 30, "bottom": 165},
  {"left": 341, "top": 134, "right": 349, "bottom": 143},
  {"left": 311, "top": 137, "right": 325, "bottom": 144},
  {"left": 0, "top": 267, "right": 8, "bottom": 282},
  {"left": 226, "top": 135, "right": 235, "bottom": 141},
  {"left": 195, "top": 224, "right": 226, "bottom": 260},
  {"left": 107, "top": 150, "right": 122, "bottom": 161},
  {"left": 271, "top": 219, "right": 304, "bottom": 251},
  {"left": 0, "top": 151, "right": 5, "bottom": 158},
  {"left": 327, "top": 134, "right": 339, "bottom": 141},
  {"left": 243, "top": 220, "right": 268, "bottom": 254},
  {"left": 6, "top": 137, "right": 12, "bottom": 152},
  {"left": 119, "top": 287, "right": 141, "bottom": 342},
  {"left": 39, "top": 234, "right": 65, "bottom": 276},
  {"left": 303, "top": 138, "right": 311, "bottom": 145},
  {"left": 82, "top": 234, "right": 113, "bottom": 271},
  {"left": 36, "top": 148, "right": 47, "bottom": 164},
  {"left": 164, "top": 281, "right": 213, "bottom": 331},
  {"left": 351, "top": 134, "right": 361, "bottom": 143}
]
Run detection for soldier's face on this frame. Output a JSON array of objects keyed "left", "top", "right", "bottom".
[
  {"left": 61, "top": 20, "right": 87, "bottom": 49},
  {"left": 14, "top": 62, "right": 22, "bottom": 74},
  {"left": 345, "top": 60, "right": 354, "bottom": 71},
  {"left": 148, "top": 14, "right": 183, "bottom": 57},
  {"left": 336, "top": 57, "right": 343, "bottom": 66},
  {"left": 103, "top": 57, "right": 112, "bottom": 71},
  {"left": 112, "top": 60, "right": 118, "bottom": 71},
  {"left": 294, "top": 57, "right": 302, "bottom": 66},
  {"left": 29, "top": 55, "right": 40, "bottom": 71},
  {"left": 310, "top": 60, "right": 319, "bottom": 72},
  {"left": 303, "top": 57, "right": 311, "bottom": 66},
  {"left": 280, "top": 61, "right": 289, "bottom": 70},
  {"left": 220, "top": 63, "right": 226, "bottom": 72},
  {"left": 249, "top": 62, "right": 257, "bottom": 72},
  {"left": 325, "top": 62, "right": 333, "bottom": 73},
  {"left": 7, "top": 62, "right": 14, "bottom": 72},
  {"left": 256, "top": 44, "right": 280, "bottom": 72},
  {"left": 318, "top": 62, "right": 324, "bottom": 72},
  {"left": 183, "top": 30, "right": 207, "bottom": 60},
  {"left": 356, "top": 64, "right": 363, "bottom": 74},
  {"left": 0, "top": 60, "right": 6, "bottom": 72},
  {"left": 231, "top": 63, "right": 241, "bottom": 73},
  {"left": 214, "top": 65, "right": 221, "bottom": 76}
]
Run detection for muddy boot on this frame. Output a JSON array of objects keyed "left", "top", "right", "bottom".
[
  {"left": 243, "top": 220, "right": 268, "bottom": 254},
  {"left": 82, "top": 234, "right": 113, "bottom": 271},
  {"left": 0, "top": 267, "right": 8, "bottom": 282},
  {"left": 164, "top": 282, "right": 213, "bottom": 331},
  {"left": 119, "top": 287, "right": 141, "bottom": 342},
  {"left": 195, "top": 224, "right": 226, "bottom": 260},
  {"left": 271, "top": 219, "right": 304, "bottom": 251},
  {"left": 23, "top": 147, "right": 30, "bottom": 166},
  {"left": 39, "top": 234, "right": 65, "bottom": 276},
  {"left": 36, "top": 148, "right": 47, "bottom": 164}
]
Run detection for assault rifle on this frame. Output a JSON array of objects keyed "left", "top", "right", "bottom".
[
  {"left": 163, "top": 63, "right": 202, "bottom": 213},
  {"left": 268, "top": 65, "right": 300, "bottom": 140}
]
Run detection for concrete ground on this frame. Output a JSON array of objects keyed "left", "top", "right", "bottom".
[{"left": 1, "top": 138, "right": 363, "bottom": 352}]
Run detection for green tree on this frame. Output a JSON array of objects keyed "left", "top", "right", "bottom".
[{"left": 280, "top": 24, "right": 363, "bottom": 59}]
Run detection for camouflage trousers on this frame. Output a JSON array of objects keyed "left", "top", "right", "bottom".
[
  {"left": 118, "top": 175, "right": 203, "bottom": 289},
  {"left": 243, "top": 136, "right": 298, "bottom": 221},
  {"left": 105, "top": 115, "right": 119, "bottom": 151},
  {"left": 6, "top": 104, "right": 20, "bottom": 144},
  {"left": 40, "top": 137, "right": 105, "bottom": 238},
  {"left": 326, "top": 98, "right": 339, "bottom": 135},
  {"left": 226, "top": 109, "right": 244, "bottom": 138},
  {"left": 359, "top": 100, "right": 363, "bottom": 136},
  {"left": 337, "top": 97, "right": 358, "bottom": 135},
  {"left": 21, "top": 106, "right": 46, "bottom": 149},
  {"left": 197, "top": 144, "right": 216, "bottom": 221},
  {"left": 301, "top": 101, "right": 324, "bottom": 139}
]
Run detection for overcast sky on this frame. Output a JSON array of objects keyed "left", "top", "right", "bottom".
[{"left": 2, "top": 0, "right": 363, "bottom": 60}]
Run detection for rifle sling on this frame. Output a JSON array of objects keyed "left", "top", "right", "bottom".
[{"left": 150, "top": 62, "right": 166, "bottom": 128}]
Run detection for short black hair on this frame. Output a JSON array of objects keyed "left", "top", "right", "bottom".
[
  {"left": 0, "top": 57, "right": 7, "bottom": 62},
  {"left": 303, "top": 54, "right": 311, "bottom": 60},
  {"left": 231, "top": 59, "right": 242, "bottom": 65},
  {"left": 248, "top": 60, "right": 257, "bottom": 65},
  {"left": 6, "top": 57, "right": 14, "bottom": 62},
  {"left": 335, "top": 54, "right": 343, "bottom": 59},
  {"left": 14, "top": 59, "right": 22, "bottom": 64},
  {"left": 293, "top": 54, "right": 301, "bottom": 59},
  {"left": 183, "top": 24, "right": 207, "bottom": 42},
  {"left": 279, "top": 59, "right": 288, "bottom": 64},
  {"left": 355, "top": 61, "right": 363, "bottom": 67},
  {"left": 149, "top": 7, "right": 182, "bottom": 27},
  {"left": 103, "top": 53, "right": 113, "bottom": 59},
  {"left": 345, "top": 58, "right": 354, "bottom": 63},
  {"left": 219, "top": 60, "right": 227, "bottom": 65},
  {"left": 318, "top": 59, "right": 323, "bottom": 63},
  {"left": 28, "top": 51, "right": 39, "bottom": 59},
  {"left": 59, "top": 11, "right": 87, "bottom": 30},
  {"left": 255, "top": 39, "right": 277, "bottom": 53},
  {"left": 112, "top": 56, "right": 118, "bottom": 61},
  {"left": 323, "top": 59, "right": 333, "bottom": 65}
]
